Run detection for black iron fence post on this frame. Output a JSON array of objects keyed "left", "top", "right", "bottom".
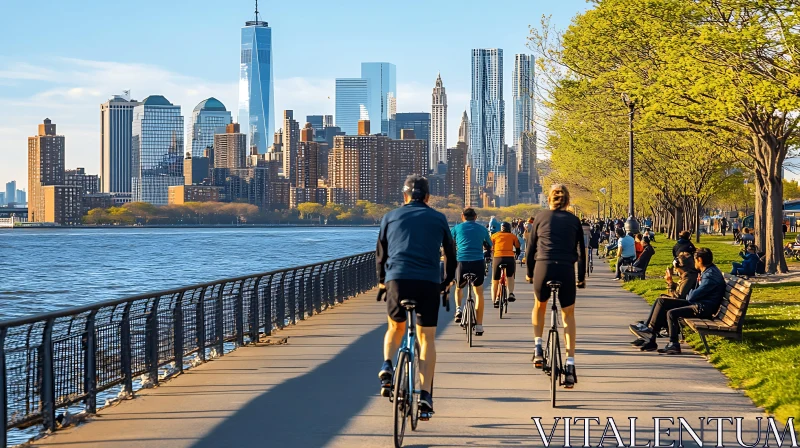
[
  {"left": 173, "top": 292, "right": 185, "bottom": 374},
  {"left": 248, "top": 277, "right": 262, "bottom": 343},
  {"left": 196, "top": 286, "right": 207, "bottom": 361},
  {"left": 145, "top": 297, "right": 161, "bottom": 386},
  {"left": 84, "top": 310, "right": 97, "bottom": 414},
  {"left": 234, "top": 280, "right": 245, "bottom": 347},
  {"left": 215, "top": 284, "right": 226, "bottom": 357},
  {"left": 40, "top": 318, "right": 56, "bottom": 431},
  {"left": 276, "top": 274, "right": 285, "bottom": 330},
  {"left": 263, "top": 276, "right": 274, "bottom": 336},
  {"left": 121, "top": 302, "right": 133, "bottom": 394},
  {"left": 297, "top": 269, "right": 305, "bottom": 321}
]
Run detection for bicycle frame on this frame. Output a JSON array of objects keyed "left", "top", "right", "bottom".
[{"left": 396, "top": 308, "right": 420, "bottom": 408}]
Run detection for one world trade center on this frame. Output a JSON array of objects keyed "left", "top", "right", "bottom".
[{"left": 239, "top": 2, "right": 274, "bottom": 154}]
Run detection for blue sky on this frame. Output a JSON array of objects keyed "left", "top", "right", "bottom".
[{"left": 0, "top": 0, "right": 593, "bottom": 187}]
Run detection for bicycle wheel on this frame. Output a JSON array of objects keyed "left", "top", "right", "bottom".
[
  {"left": 410, "top": 341, "right": 420, "bottom": 431},
  {"left": 499, "top": 284, "right": 506, "bottom": 319},
  {"left": 393, "top": 351, "right": 409, "bottom": 447},
  {"left": 467, "top": 300, "right": 474, "bottom": 347},
  {"left": 549, "top": 330, "right": 559, "bottom": 408}
]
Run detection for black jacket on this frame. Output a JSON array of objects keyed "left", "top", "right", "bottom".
[
  {"left": 633, "top": 244, "right": 655, "bottom": 269},
  {"left": 672, "top": 238, "right": 696, "bottom": 257},
  {"left": 526, "top": 209, "right": 586, "bottom": 282}
]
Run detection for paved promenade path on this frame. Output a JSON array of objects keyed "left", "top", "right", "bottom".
[{"left": 34, "top": 267, "right": 764, "bottom": 447}]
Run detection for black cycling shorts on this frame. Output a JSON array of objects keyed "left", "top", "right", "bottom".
[
  {"left": 456, "top": 260, "right": 485, "bottom": 288},
  {"left": 386, "top": 280, "right": 440, "bottom": 327},
  {"left": 493, "top": 256, "right": 516, "bottom": 280},
  {"left": 533, "top": 261, "right": 577, "bottom": 308}
]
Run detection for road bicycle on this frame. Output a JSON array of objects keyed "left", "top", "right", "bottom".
[
  {"left": 538, "top": 281, "right": 565, "bottom": 408},
  {"left": 497, "top": 264, "right": 510, "bottom": 319},
  {"left": 380, "top": 289, "right": 448, "bottom": 447},
  {"left": 460, "top": 273, "right": 478, "bottom": 347}
]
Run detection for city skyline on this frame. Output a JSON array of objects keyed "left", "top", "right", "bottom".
[{"left": 0, "top": 1, "right": 595, "bottom": 186}]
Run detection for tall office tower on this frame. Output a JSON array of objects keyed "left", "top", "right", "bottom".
[
  {"left": 100, "top": 93, "right": 140, "bottom": 193},
  {"left": 470, "top": 48, "right": 504, "bottom": 187},
  {"left": 239, "top": 2, "right": 274, "bottom": 154},
  {"left": 306, "top": 115, "right": 324, "bottom": 134},
  {"left": 213, "top": 123, "right": 247, "bottom": 169},
  {"left": 458, "top": 110, "right": 469, "bottom": 144},
  {"left": 361, "top": 62, "right": 397, "bottom": 134},
  {"left": 335, "top": 78, "right": 369, "bottom": 135},
  {"left": 5, "top": 181, "right": 16, "bottom": 205},
  {"left": 513, "top": 54, "right": 537, "bottom": 197},
  {"left": 0, "top": 192, "right": 5, "bottom": 205},
  {"left": 189, "top": 98, "right": 232, "bottom": 157},
  {"left": 323, "top": 115, "right": 334, "bottom": 127},
  {"left": 282, "top": 110, "right": 300, "bottom": 185},
  {"left": 65, "top": 168, "right": 99, "bottom": 194},
  {"left": 296, "top": 123, "right": 319, "bottom": 189},
  {"left": 392, "top": 113, "right": 430, "bottom": 144},
  {"left": 131, "top": 95, "right": 184, "bottom": 205},
  {"left": 16, "top": 189, "right": 26, "bottom": 204},
  {"left": 446, "top": 142, "right": 467, "bottom": 206},
  {"left": 28, "top": 119, "right": 65, "bottom": 222},
  {"left": 431, "top": 73, "right": 447, "bottom": 170}
]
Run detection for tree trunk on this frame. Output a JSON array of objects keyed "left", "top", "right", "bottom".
[
  {"left": 754, "top": 171, "right": 767, "bottom": 251},
  {"left": 765, "top": 174, "right": 788, "bottom": 273}
]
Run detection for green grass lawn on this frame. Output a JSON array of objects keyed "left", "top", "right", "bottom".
[{"left": 615, "top": 234, "right": 800, "bottom": 427}]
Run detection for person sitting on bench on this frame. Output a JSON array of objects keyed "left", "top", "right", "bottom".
[
  {"left": 629, "top": 251, "right": 697, "bottom": 346},
  {"left": 613, "top": 228, "right": 636, "bottom": 280},
  {"left": 631, "top": 248, "right": 725, "bottom": 354},
  {"left": 731, "top": 245, "right": 759, "bottom": 277},
  {"left": 672, "top": 231, "right": 696, "bottom": 257},
  {"left": 626, "top": 236, "right": 655, "bottom": 275}
]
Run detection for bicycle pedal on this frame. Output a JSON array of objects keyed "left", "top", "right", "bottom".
[{"left": 419, "top": 411, "right": 433, "bottom": 421}]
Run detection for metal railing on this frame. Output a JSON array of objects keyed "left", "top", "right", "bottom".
[{"left": 0, "top": 251, "right": 377, "bottom": 446}]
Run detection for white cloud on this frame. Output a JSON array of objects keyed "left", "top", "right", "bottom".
[{"left": 0, "top": 58, "right": 347, "bottom": 186}]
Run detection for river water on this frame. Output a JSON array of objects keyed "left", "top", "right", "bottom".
[{"left": 0, "top": 227, "right": 378, "bottom": 321}]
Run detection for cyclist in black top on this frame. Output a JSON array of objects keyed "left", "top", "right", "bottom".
[{"left": 526, "top": 184, "right": 586, "bottom": 388}]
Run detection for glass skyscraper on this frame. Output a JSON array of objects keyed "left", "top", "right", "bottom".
[
  {"left": 513, "top": 54, "right": 537, "bottom": 198},
  {"left": 361, "top": 62, "right": 396, "bottom": 135},
  {"left": 238, "top": 10, "right": 274, "bottom": 154},
  {"left": 101, "top": 94, "right": 140, "bottom": 193},
  {"left": 335, "top": 78, "right": 369, "bottom": 135},
  {"left": 391, "top": 112, "right": 431, "bottom": 143},
  {"left": 131, "top": 95, "right": 184, "bottom": 205},
  {"left": 189, "top": 98, "right": 232, "bottom": 157},
  {"left": 470, "top": 49, "right": 504, "bottom": 187}
]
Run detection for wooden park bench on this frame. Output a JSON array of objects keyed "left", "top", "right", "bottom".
[{"left": 681, "top": 274, "right": 753, "bottom": 355}]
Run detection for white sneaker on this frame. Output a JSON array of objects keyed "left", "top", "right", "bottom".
[{"left": 474, "top": 324, "right": 484, "bottom": 336}]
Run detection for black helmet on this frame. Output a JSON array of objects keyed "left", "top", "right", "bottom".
[{"left": 501, "top": 222, "right": 511, "bottom": 232}]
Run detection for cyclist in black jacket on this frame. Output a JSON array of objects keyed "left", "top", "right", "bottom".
[{"left": 526, "top": 184, "right": 586, "bottom": 388}]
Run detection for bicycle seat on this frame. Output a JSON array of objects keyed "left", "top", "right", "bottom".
[
  {"left": 462, "top": 273, "right": 477, "bottom": 281},
  {"left": 497, "top": 263, "right": 509, "bottom": 269},
  {"left": 547, "top": 281, "right": 562, "bottom": 288},
  {"left": 400, "top": 298, "right": 417, "bottom": 309}
]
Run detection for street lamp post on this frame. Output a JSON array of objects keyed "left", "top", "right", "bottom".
[
  {"left": 599, "top": 187, "right": 608, "bottom": 221},
  {"left": 621, "top": 93, "right": 639, "bottom": 235}
]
